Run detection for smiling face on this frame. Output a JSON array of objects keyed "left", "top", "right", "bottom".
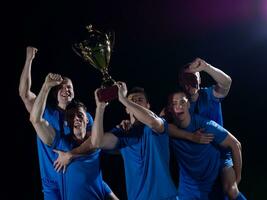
[{"left": 57, "top": 78, "right": 74, "bottom": 107}]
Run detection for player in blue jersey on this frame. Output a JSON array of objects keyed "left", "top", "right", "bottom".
[
  {"left": 91, "top": 82, "right": 179, "bottom": 200},
  {"left": 177, "top": 58, "right": 246, "bottom": 199},
  {"left": 19, "top": 47, "right": 117, "bottom": 200},
  {"left": 29, "top": 73, "right": 119, "bottom": 200},
  {"left": 164, "top": 89, "right": 245, "bottom": 200}
]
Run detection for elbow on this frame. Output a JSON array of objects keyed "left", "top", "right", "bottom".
[
  {"left": 227, "top": 76, "right": 232, "bottom": 88},
  {"left": 150, "top": 118, "right": 164, "bottom": 133},
  {"left": 236, "top": 140, "right": 242, "bottom": 151}
]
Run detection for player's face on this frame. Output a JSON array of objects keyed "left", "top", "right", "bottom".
[
  {"left": 68, "top": 107, "right": 88, "bottom": 134},
  {"left": 171, "top": 92, "right": 189, "bottom": 120},
  {"left": 57, "top": 79, "right": 74, "bottom": 105}
]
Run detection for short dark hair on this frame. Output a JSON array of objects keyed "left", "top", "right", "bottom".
[
  {"left": 127, "top": 87, "right": 149, "bottom": 102},
  {"left": 65, "top": 99, "right": 87, "bottom": 129},
  {"left": 163, "top": 87, "right": 188, "bottom": 124}
]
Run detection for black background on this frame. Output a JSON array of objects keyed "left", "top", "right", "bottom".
[{"left": 3, "top": 0, "right": 267, "bottom": 199}]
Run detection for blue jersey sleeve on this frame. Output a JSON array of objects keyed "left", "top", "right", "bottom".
[
  {"left": 86, "top": 112, "right": 94, "bottom": 131},
  {"left": 204, "top": 120, "right": 228, "bottom": 144},
  {"left": 102, "top": 181, "right": 112, "bottom": 195},
  {"left": 206, "top": 86, "right": 223, "bottom": 102}
]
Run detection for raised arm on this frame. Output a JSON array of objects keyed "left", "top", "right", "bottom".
[
  {"left": 30, "top": 73, "right": 63, "bottom": 146},
  {"left": 185, "top": 58, "right": 232, "bottom": 98},
  {"left": 220, "top": 132, "right": 242, "bottom": 184},
  {"left": 117, "top": 82, "right": 164, "bottom": 133},
  {"left": 91, "top": 89, "right": 119, "bottom": 150},
  {"left": 19, "top": 46, "right": 38, "bottom": 113}
]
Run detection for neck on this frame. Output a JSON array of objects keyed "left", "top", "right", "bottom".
[
  {"left": 178, "top": 114, "right": 191, "bottom": 128},
  {"left": 74, "top": 129, "right": 86, "bottom": 141},
  {"left": 58, "top": 102, "right": 67, "bottom": 110}
]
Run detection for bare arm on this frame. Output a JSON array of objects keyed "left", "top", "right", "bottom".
[
  {"left": 30, "top": 73, "right": 63, "bottom": 146},
  {"left": 220, "top": 132, "right": 242, "bottom": 184},
  {"left": 19, "top": 46, "right": 38, "bottom": 113},
  {"left": 91, "top": 89, "right": 119, "bottom": 150},
  {"left": 168, "top": 124, "right": 214, "bottom": 144},
  {"left": 117, "top": 82, "right": 164, "bottom": 133},
  {"left": 53, "top": 133, "right": 97, "bottom": 173},
  {"left": 186, "top": 58, "right": 232, "bottom": 98}
]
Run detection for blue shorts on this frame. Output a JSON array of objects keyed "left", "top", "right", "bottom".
[{"left": 220, "top": 149, "right": 233, "bottom": 169}]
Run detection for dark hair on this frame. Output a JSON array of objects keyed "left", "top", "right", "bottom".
[
  {"left": 163, "top": 87, "right": 188, "bottom": 125},
  {"left": 127, "top": 87, "right": 149, "bottom": 102},
  {"left": 65, "top": 99, "right": 87, "bottom": 129},
  {"left": 178, "top": 66, "right": 198, "bottom": 92}
]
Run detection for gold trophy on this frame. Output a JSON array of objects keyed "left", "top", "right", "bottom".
[{"left": 72, "top": 24, "right": 118, "bottom": 102}]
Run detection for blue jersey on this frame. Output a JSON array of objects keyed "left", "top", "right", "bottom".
[
  {"left": 52, "top": 121, "right": 107, "bottom": 200},
  {"left": 189, "top": 86, "right": 223, "bottom": 126},
  {"left": 171, "top": 114, "right": 228, "bottom": 200},
  {"left": 37, "top": 106, "right": 94, "bottom": 199},
  {"left": 111, "top": 119, "right": 178, "bottom": 200},
  {"left": 189, "top": 86, "right": 232, "bottom": 168}
]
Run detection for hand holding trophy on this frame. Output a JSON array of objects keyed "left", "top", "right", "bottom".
[{"left": 72, "top": 24, "right": 118, "bottom": 102}]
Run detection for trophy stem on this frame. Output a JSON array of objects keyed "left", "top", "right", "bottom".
[{"left": 101, "top": 70, "right": 115, "bottom": 88}]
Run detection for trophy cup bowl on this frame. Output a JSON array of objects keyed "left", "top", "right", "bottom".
[{"left": 72, "top": 24, "right": 118, "bottom": 102}]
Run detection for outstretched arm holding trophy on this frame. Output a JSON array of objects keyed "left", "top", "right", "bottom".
[{"left": 73, "top": 24, "right": 118, "bottom": 102}]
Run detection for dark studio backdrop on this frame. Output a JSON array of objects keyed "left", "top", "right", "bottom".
[{"left": 3, "top": 0, "right": 267, "bottom": 199}]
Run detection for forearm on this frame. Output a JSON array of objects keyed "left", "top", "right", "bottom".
[
  {"left": 231, "top": 142, "right": 242, "bottom": 181},
  {"left": 204, "top": 64, "right": 232, "bottom": 91},
  {"left": 30, "top": 83, "right": 50, "bottom": 123},
  {"left": 70, "top": 137, "right": 95, "bottom": 158},
  {"left": 120, "top": 97, "right": 162, "bottom": 130},
  {"left": 91, "top": 106, "right": 105, "bottom": 148},
  {"left": 19, "top": 58, "right": 36, "bottom": 112},
  {"left": 221, "top": 134, "right": 242, "bottom": 181},
  {"left": 30, "top": 83, "right": 55, "bottom": 145},
  {"left": 168, "top": 124, "right": 192, "bottom": 140}
]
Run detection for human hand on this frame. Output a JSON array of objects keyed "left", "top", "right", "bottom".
[
  {"left": 116, "top": 119, "right": 131, "bottom": 131},
  {"left": 53, "top": 149, "right": 73, "bottom": 173},
  {"left": 26, "top": 46, "right": 38, "bottom": 61},
  {"left": 191, "top": 128, "right": 214, "bottom": 144},
  {"left": 94, "top": 88, "right": 109, "bottom": 108},
  {"left": 116, "top": 81, "right": 127, "bottom": 102},
  {"left": 45, "top": 73, "right": 63, "bottom": 88},
  {"left": 185, "top": 58, "right": 209, "bottom": 73}
]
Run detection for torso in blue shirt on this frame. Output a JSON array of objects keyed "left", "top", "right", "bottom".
[
  {"left": 37, "top": 106, "right": 68, "bottom": 186},
  {"left": 171, "top": 114, "right": 228, "bottom": 199},
  {"left": 189, "top": 86, "right": 223, "bottom": 126},
  {"left": 111, "top": 119, "right": 178, "bottom": 200},
  {"left": 37, "top": 106, "right": 94, "bottom": 198},
  {"left": 52, "top": 119, "right": 107, "bottom": 200}
]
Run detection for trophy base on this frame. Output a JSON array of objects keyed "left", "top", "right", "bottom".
[{"left": 97, "top": 85, "right": 118, "bottom": 102}]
